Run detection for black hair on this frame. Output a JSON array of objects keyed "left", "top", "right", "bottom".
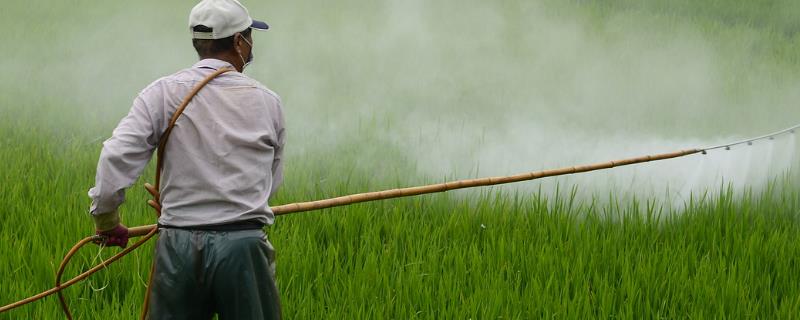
[{"left": 192, "top": 25, "right": 252, "bottom": 57}]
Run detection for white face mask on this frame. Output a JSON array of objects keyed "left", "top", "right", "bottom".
[{"left": 238, "top": 35, "right": 254, "bottom": 70}]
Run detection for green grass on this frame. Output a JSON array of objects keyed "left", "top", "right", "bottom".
[
  {"left": 2, "top": 0, "right": 800, "bottom": 318},
  {"left": 2, "top": 128, "right": 800, "bottom": 318}
]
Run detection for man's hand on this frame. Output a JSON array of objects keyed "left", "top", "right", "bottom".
[
  {"left": 94, "top": 224, "right": 129, "bottom": 248},
  {"left": 91, "top": 210, "right": 128, "bottom": 247}
]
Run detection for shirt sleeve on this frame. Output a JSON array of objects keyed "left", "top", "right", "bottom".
[
  {"left": 269, "top": 99, "right": 286, "bottom": 200},
  {"left": 88, "top": 91, "right": 161, "bottom": 217}
]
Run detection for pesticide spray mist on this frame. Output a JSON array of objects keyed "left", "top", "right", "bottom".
[
  {"left": 266, "top": 0, "right": 800, "bottom": 208},
  {"left": 3, "top": 0, "right": 799, "bottom": 210}
]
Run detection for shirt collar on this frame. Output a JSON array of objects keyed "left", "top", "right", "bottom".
[{"left": 193, "top": 58, "right": 236, "bottom": 71}]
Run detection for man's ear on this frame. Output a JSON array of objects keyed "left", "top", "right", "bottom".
[{"left": 234, "top": 33, "right": 243, "bottom": 53}]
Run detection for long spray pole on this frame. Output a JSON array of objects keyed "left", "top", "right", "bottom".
[
  {"left": 1, "top": 122, "right": 798, "bottom": 315},
  {"left": 133, "top": 149, "right": 702, "bottom": 236}
]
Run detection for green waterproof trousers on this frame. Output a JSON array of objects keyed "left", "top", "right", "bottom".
[{"left": 146, "top": 228, "right": 281, "bottom": 320}]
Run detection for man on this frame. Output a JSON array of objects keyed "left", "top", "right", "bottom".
[{"left": 87, "top": 0, "right": 284, "bottom": 318}]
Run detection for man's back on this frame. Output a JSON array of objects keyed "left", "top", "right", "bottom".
[
  {"left": 89, "top": 58, "right": 285, "bottom": 228},
  {"left": 154, "top": 59, "right": 284, "bottom": 227}
]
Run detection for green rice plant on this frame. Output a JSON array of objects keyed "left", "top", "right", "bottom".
[{"left": 2, "top": 0, "right": 800, "bottom": 318}]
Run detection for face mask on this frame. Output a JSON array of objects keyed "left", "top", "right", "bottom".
[{"left": 238, "top": 35, "right": 254, "bottom": 70}]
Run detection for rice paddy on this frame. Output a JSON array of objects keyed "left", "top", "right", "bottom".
[{"left": 1, "top": 0, "right": 800, "bottom": 318}]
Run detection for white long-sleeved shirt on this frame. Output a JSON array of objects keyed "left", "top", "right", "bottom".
[{"left": 88, "top": 59, "right": 285, "bottom": 228}]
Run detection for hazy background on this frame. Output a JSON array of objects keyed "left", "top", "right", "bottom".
[{"left": 2, "top": 0, "right": 799, "bottom": 207}]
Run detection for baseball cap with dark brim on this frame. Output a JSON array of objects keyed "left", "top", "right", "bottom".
[{"left": 190, "top": 0, "right": 270, "bottom": 39}]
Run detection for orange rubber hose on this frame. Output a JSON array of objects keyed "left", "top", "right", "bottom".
[{"left": 0, "top": 228, "right": 157, "bottom": 314}]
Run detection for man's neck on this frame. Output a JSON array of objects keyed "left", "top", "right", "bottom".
[{"left": 199, "top": 53, "right": 243, "bottom": 72}]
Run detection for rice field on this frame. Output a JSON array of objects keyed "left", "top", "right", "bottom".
[{"left": 2, "top": 0, "right": 800, "bottom": 318}]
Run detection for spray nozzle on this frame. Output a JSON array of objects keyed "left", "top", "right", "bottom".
[
  {"left": 725, "top": 146, "right": 731, "bottom": 150},
  {"left": 747, "top": 141, "right": 753, "bottom": 146},
  {"left": 701, "top": 150, "right": 707, "bottom": 155}
]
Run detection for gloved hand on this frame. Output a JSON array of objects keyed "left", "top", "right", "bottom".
[
  {"left": 95, "top": 224, "right": 129, "bottom": 248},
  {"left": 91, "top": 210, "right": 128, "bottom": 247}
]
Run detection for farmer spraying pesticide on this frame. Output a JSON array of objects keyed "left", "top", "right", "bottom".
[
  {"left": 87, "top": 0, "right": 284, "bottom": 318},
  {"left": 4, "top": 1, "right": 800, "bottom": 318}
]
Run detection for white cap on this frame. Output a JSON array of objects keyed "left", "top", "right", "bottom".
[{"left": 189, "top": 0, "right": 269, "bottom": 40}]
